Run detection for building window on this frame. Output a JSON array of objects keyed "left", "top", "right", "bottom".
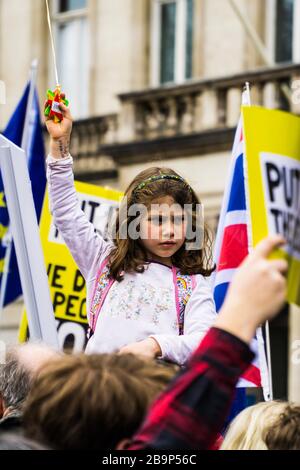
[
  {"left": 275, "top": 0, "right": 294, "bottom": 62},
  {"left": 160, "top": 2, "right": 176, "bottom": 83},
  {"left": 52, "top": 0, "right": 89, "bottom": 119},
  {"left": 185, "top": 0, "right": 193, "bottom": 80},
  {"left": 59, "top": 0, "right": 87, "bottom": 12},
  {"left": 151, "top": 0, "right": 194, "bottom": 86},
  {"left": 267, "top": 0, "right": 300, "bottom": 63}
]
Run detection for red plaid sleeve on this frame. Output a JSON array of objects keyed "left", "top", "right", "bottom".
[{"left": 128, "top": 327, "right": 254, "bottom": 450}]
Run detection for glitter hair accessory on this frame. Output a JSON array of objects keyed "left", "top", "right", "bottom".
[{"left": 133, "top": 174, "right": 192, "bottom": 194}]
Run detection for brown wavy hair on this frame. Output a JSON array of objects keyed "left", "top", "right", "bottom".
[
  {"left": 23, "top": 353, "right": 178, "bottom": 449},
  {"left": 108, "top": 167, "right": 215, "bottom": 281},
  {"left": 264, "top": 404, "right": 300, "bottom": 450}
]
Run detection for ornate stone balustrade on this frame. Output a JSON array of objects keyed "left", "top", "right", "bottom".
[{"left": 49, "top": 63, "right": 300, "bottom": 169}]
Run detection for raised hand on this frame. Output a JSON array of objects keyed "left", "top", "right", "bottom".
[{"left": 44, "top": 94, "right": 73, "bottom": 159}]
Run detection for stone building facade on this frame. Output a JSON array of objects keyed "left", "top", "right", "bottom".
[{"left": 1, "top": 0, "right": 300, "bottom": 400}]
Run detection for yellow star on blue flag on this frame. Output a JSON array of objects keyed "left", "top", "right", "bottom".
[
  {"left": 0, "top": 223, "right": 8, "bottom": 240},
  {"left": 0, "top": 258, "right": 5, "bottom": 274},
  {"left": 0, "top": 192, "right": 6, "bottom": 208}
]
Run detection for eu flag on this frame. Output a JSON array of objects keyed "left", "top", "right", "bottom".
[{"left": 0, "top": 83, "right": 46, "bottom": 305}]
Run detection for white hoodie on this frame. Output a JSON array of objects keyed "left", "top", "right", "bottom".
[{"left": 47, "top": 155, "right": 217, "bottom": 365}]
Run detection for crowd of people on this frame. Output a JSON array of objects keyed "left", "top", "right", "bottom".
[
  {"left": 0, "top": 101, "right": 299, "bottom": 451},
  {"left": 1, "top": 234, "right": 299, "bottom": 450}
]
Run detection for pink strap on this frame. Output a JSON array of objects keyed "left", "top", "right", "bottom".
[
  {"left": 89, "top": 258, "right": 108, "bottom": 315},
  {"left": 91, "top": 278, "right": 114, "bottom": 333},
  {"left": 90, "top": 264, "right": 197, "bottom": 336},
  {"left": 172, "top": 269, "right": 197, "bottom": 335},
  {"left": 90, "top": 258, "right": 114, "bottom": 333},
  {"left": 172, "top": 266, "right": 181, "bottom": 332}
]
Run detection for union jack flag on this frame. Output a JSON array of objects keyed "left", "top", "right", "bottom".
[{"left": 212, "top": 95, "right": 271, "bottom": 399}]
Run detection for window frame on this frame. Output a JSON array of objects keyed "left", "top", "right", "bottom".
[
  {"left": 49, "top": 0, "right": 89, "bottom": 118},
  {"left": 52, "top": 0, "right": 88, "bottom": 20},
  {"left": 150, "top": 0, "right": 192, "bottom": 86},
  {"left": 293, "top": 0, "right": 300, "bottom": 61},
  {"left": 266, "top": 0, "right": 300, "bottom": 62}
]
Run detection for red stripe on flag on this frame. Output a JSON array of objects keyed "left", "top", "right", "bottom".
[
  {"left": 217, "top": 224, "right": 248, "bottom": 271},
  {"left": 241, "top": 364, "right": 261, "bottom": 386}
]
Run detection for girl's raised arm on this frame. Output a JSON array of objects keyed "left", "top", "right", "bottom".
[{"left": 45, "top": 102, "right": 111, "bottom": 281}]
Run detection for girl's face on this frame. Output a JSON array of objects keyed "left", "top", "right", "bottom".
[{"left": 139, "top": 195, "right": 187, "bottom": 266}]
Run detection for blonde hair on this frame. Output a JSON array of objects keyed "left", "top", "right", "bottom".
[{"left": 221, "top": 401, "right": 287, "bottom": 450}]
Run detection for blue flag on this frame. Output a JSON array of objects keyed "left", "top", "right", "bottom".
[{"left": 0, "top": 83, "right": 46, "bottom": 305}]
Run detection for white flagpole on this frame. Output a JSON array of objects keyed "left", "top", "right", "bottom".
[
  {"left": 0, "top": 59, "right": 38, "bottom": 317},
  {"left": 22, "top": 59, "right": 38, "bottom": 153},
  {"left": 265, "top": 321, "right": 273, "bottom": 400},
  {"left": 241, "top": 81, "right": 273, "bottom": 400},
  {"left": 212, "top": 82, "right": 251, "bottom": 285}
]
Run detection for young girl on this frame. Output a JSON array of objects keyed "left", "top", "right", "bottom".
[{"left": 45, "top": 101, "right": 216, "bottom": 365}]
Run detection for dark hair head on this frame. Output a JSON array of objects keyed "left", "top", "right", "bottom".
[
  {"left": 0, "top": 350, "right": 32, "bottom": 412},
  {"left": 264, "top": 404, "right": 300, "bottom": 450},
  {"left": 23, "top": 352, "right": 177, "bottom": 450},
  {"left": 109, "top": 166, "right": 215, "bottom": 280}
]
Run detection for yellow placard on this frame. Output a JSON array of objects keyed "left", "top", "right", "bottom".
[
  {"left": 243, "top": 106, "right": 300, "bottom": 305},
  {"left": 19, "top": 181, "right": 123, "bottom": 349}
]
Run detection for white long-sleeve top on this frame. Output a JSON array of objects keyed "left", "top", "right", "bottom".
[{"left": 47, "top": 155, "right": 217, "bottom": 365}]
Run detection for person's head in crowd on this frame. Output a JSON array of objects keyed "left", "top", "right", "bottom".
[
  {"left": 14, "top": 342, "right": 59, "bottom": 376},
  {"left": 0, "top": 342, "right": 59, "bottom": 429},
  {"left": 221, "top": 401, "right": 287, "bottom": 450},
  {"left": 109, "top": 166, "right": 215, "bottom": 281},
  {"left": 23, "top": 352, "right": 178, "bottom": 450},
  {"left": 264, "top": 403, "right": 300, "bottom": 450},
  {"left": 0, "top": 433, "right": 48, "bottom": 450}
]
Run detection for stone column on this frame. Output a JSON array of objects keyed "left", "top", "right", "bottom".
[
  {"left": 0, "top": 0, "right": 34, "bottom": 126},
  {"left": 291, "top": 75, "right": 300, "bottom": 115},
  {"left": 91, "top": 0, "right": 149, "bottom": 115},
  {"left": 192, "top": 0, "right": 205, "bottom": 78},
  {"left": 226, "top": 87, "right": 242, "bottom": 127},
  {"left": 199, "top": 89, "right": 219, "bottom": 129}
]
